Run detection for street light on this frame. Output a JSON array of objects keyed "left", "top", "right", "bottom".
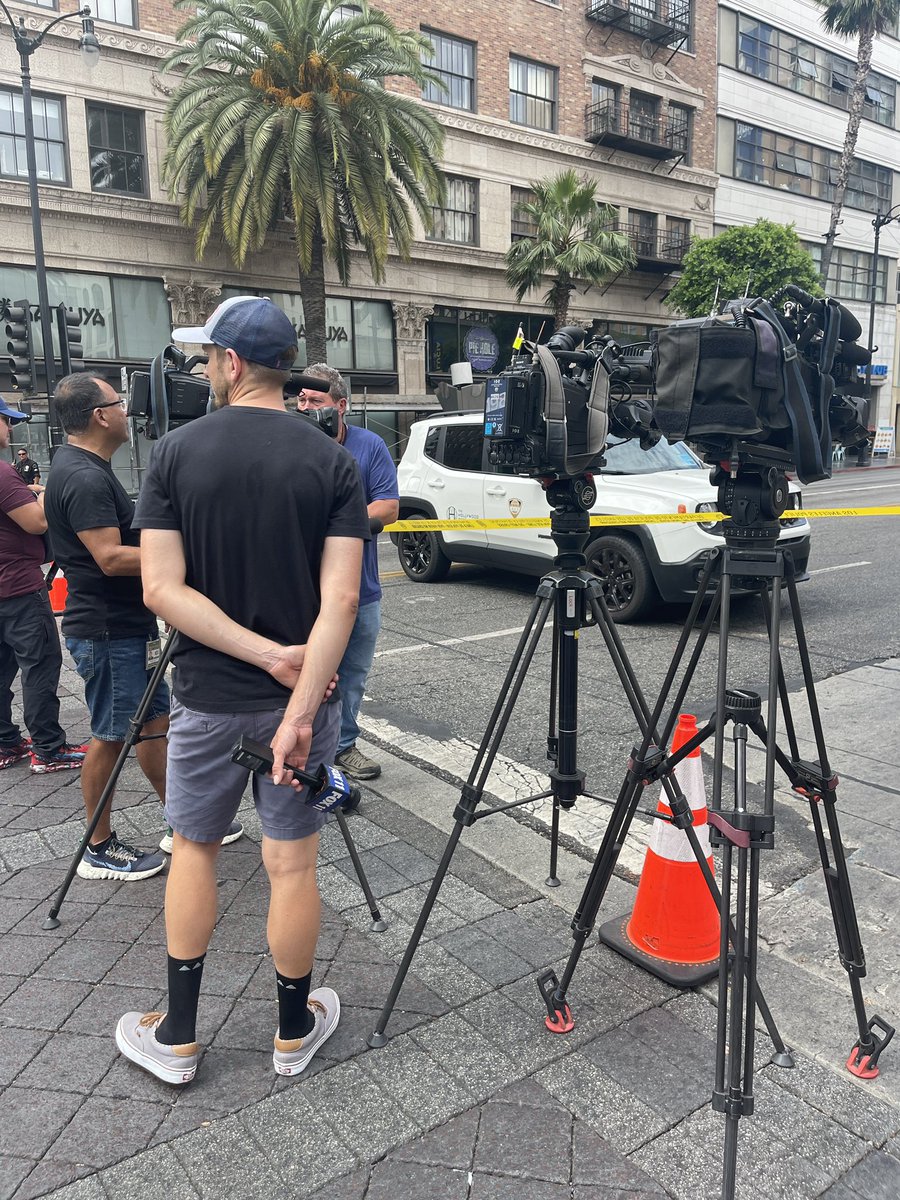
[
  {"left": 865, "top": 203, "right": 900, "bottom": 443},
  {"left": 0, "top": 2, "right": 99, "bottom": 429}
]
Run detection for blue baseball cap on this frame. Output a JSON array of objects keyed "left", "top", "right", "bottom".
[
  {"left": 0, "top": 395, "right": 29, "bottom": 424},
  {"left": 172, "top": 295, "right": 298, "bottom": 370}
]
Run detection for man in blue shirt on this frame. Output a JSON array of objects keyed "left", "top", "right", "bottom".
[{"left": 298, "top": 365, "right": 398, "bottom": 780}]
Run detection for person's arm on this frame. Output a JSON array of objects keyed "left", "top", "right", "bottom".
[
  {"left": 77, "top": 527, "right": 142, "bottom": 576},
  {"left": 368, "top": 497, "right": 399, "bottom": 525},
  {"left": 270, "top": 535, "right": 363, "bottom": 782},
  {"left": 5, "top": 495, "right": 47, "bottom": 536},
  {"left": 365, "top": 441, "right": 400, "bottom": 527},
  {"left": 140, "top": 527, "right": 316, "bottom": 684}
]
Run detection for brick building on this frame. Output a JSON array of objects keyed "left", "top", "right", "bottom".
[{"left": 0, "top": 0, "right": 718, "bottom": 473}]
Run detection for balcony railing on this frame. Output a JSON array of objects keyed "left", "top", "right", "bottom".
[
  {"left": 618, "top": 223, "right": 690, "bottom": 268},
  {"left": 585, "top": 0, "right": 691, "bottom": 47},
  {"left": 585, "top": 100, "right": 688, "bottom": 159}
]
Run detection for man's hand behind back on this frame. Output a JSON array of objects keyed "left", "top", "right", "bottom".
[{"left": 267, "top": 644, "right": 337, "bottom": 701}]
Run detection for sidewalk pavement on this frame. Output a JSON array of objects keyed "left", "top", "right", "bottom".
[{"left": 1, "top": 655, "right": 900, "bottom": 1200}]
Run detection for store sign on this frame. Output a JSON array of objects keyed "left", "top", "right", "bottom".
[
  {"left": 464, "top": 326, "right": 499, "bottom": 372},
  {"left": 857, "top": 364, "right": 888, "bottom": 377}
]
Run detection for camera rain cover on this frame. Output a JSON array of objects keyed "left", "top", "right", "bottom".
[{"left": 535, "top": 343, "right": 609, "bottom": 476}]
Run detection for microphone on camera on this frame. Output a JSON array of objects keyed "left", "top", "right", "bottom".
[
  {"left": 369, "top": 516, "right": 384, "bottom": 536},
  {"left": 782, "top": 285, "right": 863, "bottom": 343}
]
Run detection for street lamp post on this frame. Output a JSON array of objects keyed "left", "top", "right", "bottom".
[
  {"left": 865, "top": 203, "right": 900, "bottom": 445},
  {"left": 0, "top": 3, "right": 100, "bottom": 427}
]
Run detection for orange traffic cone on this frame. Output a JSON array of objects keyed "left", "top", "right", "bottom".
[
  {"left": 598, "top": 713, "right": 721, "bottom": 986},
  {"left": 49, "top": 573, "right": 67, "bottom": 616}
]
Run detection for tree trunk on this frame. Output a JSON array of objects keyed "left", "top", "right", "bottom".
[
  {"left": 552, "top": 277, "right": 574, "bottom": 331},
  {"left": 298, "top": 218, "right": 328, "bottom": 366},
  {"left": 820, "top": 22, "right": 875, "bottom": 285}
]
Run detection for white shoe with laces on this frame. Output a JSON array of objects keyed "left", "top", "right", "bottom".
[{"left": 272, "top": 987, "right": 340, "bottom": 1076}]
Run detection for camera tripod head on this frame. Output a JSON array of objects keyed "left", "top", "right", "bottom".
[
  {"left": 541, "top": 474, "right": 597, "bottom": 568},
  {"left": 709, "top": 445, "right": 794, "bottom": 551}
]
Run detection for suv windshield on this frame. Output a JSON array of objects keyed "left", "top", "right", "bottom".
[{"left": 601, "top": 436, "right": 702, "bottom": 475}]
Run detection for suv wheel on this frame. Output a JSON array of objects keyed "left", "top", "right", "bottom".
[
  {"left": 398, "top": 518, "right": 452, "bottom": 583},
  {"left": 585, "top": 534, "right": 657, "bottom": 622}
]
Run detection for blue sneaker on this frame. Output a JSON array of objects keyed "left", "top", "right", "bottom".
[{"left": 76, "top": 832, "right": 166, "bottom": 881}]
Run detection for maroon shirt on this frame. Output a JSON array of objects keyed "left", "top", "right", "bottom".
[{"left": 0, "top": 462, "right": 46, "bottom": 599}]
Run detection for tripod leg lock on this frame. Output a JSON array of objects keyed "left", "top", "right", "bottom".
[
  {"left": 628, "top": 744, "right": 663, "bottom": 784},
  {"left": 847, "top": 1015, "right": 895, "bottom": 1079},
  {"left": 666, "top": 790, "right": 693, "bottom": 831},
  {"left": 453, "top": 784, "right": 481, "bottom": 827},
  {"left": 536, "top": 969, "right": 574, "bottom": 1034},
  {"left": 712, "top": 1090, "right": 755, "bottom": 1118},
  {"left": 790, "top": 759, "right": 839, "bottom": 801}
]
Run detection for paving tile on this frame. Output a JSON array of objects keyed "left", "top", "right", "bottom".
[
  {"left": 359, "top": 1032, "right": 478, "bottom": 1128},
  {"left": 44, "top": 1094, "right": 168, "bottom": 1170},
  {"left": 172, "top": 1115, "right": 296, "bottom": 1200},
  {"left": 323, "top": 956, "right": 448, "bottom": 1016},
  {"left": 11, "top": 1160, "right": 95, "bottom": 1200},
  {"left": 392, "top": 1108, "right": 482, "bottom": 1169},
  {"left": 467, "top": 1176, "right": 572, "bottom": 1200},
  {"left": 831, "top": 1149, "right": 900, "bottom": 1199},
  {"left": 0, "top": 933, "right": 58, "bottom": 977},
  {"left": 0, "top": 977, "right": 92, "bottom": 1031},
  {"left": 472, "top": 908, "right": 571, "bottom": 968},
  {"left": 0, "top": 896, "right": 38, "bottom": 934},
  {"left": 761, "top": 1055, "right": 900, "bottom": 1143},
  {"left": 571, "top": 1121, "right": 666, "bottom": 1191},
  {"left": 473, "top": 1098, "right": 572, "bottom": 1182},
  {"left": 0, "top": 1025, "right": 50, "bottom": 1086},
  {"left": 37, "top": 938, "right": 130, "bottom": 984},
  {"left": 365, "top": 1159, "right": 470, "bottom": 1199},
  {"left": 409, "top": 1012, "right": 524, "bottom": 1102},
  {"left": 749, "top": 1073, "right": 869, "bottom": 1179},
  {"left": 0, "top": 1156, "right": 32, "bottom": 1200},
  {"left": 305, "top": 1168, "right": 370, "bottom": 1200},
  {"left": 21, "top": 1175, "right": 106, "bottom": 1200},
  {"left": 174, "top": 1047, "right": 275, "bottom": 1112},
  {"left": 17, "top": 1031, "right": 119, "bottom": 1094},
  {"left": 100, "top": 1143, "right": 200, "bottom": 1198},
  {"left": 437, "top": 924, "right": 532, "bottom": 987},
  {"left": 207, "top": 910, "right": 268, "bottom": 953},
  {"left": 370, "top": 839, "right": 440, "bottom": 884},
  {"left": 332, "top": 849, "right": 411, "bottom": 897},
  {"left": 100, "top": 941, "right": 170, "bottom": 991},
  {"left": 241, "top": 1089, "right": 358, "bottom": 1194},
  {"left": 53, "top": 903, "right": 157, "bottom": 943},
  {"left": 302, "top": 1060, "right": 419, "bottom": 1158},
  {"left": 0, "top": 1086, "right": 83, "bottom": 1159},
  {"left": 210, "top": 996, "right": 276, "bottom": 1051},
  {"left": 61, "top": 984, "right": 165, "bottom": 1036},
  {"left": 149, "top": 1106, "right": 229, "bottom": 1148}
]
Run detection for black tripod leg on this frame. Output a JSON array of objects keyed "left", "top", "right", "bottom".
[
  {"left": 368, "top": 591, "right": 555, "bottom": 1047},
  {"left": 546, "top": 618, "right": 562, "bottom": 887},
  {"left": 783, "top": 574, "right": 895, "bottom": 1077},
  {"left": 42, "top": 632, "right": 178, "bottom": 930},
  {"left": 332, "top": 807, "right": 387, "bottom": 932}
]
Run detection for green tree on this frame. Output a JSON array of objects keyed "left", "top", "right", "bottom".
[
  {"left": 504, "top": 170, "right": 635, "bottom": 330},
  {"left": 815, "top": 0, "right": 900, "bottom": 283},
  {"left": 665, "top": 221, "right": 821, "bottom": 317},
  {"left": 163, "top": 0, "right": 445, "bottom": 363}
]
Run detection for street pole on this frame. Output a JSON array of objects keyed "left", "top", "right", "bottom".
[
  {"left": 0, "top": 4, "right": 100, "bottom": 447},
  {"left": 865, "top": 204, "right": 900, "bottom": 458}
]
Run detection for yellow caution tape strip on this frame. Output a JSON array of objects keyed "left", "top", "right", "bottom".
[{"left": 383, "top": 506, "right": 900, "bottom": 533}]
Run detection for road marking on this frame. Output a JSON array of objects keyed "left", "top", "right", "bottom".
[
  {"left": 807, "top": 561, "right": 872, "bottom": 576},
  {"left": 808, "top": 482, "right": 900, "bottom": 497},
  {"left": 376, "top": 626, "right": 527, "bottom": 657},
  {"left": 357, "top": 713, "right": 650, "bottom": 876}
]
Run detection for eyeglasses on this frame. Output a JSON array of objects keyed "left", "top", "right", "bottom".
[{"left": 83, "top": 399, "right": 127, "bottom": 413}]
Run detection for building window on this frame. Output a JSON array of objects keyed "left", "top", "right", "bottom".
[
  {"left": 665, "top": 216, "right": 691, "bottom": 259},
  {"left": 422, "top": 30, "right": 475, "bottom": 111},
  {"left": 667, "top": 102, "right": 691, "bottom": 161},
  {"left": 733, "top": 122, "right": 892, "bottom": 214},
  {"left": 93, "top": 0, "right": 136, "bottom": 26},
  {"left": 510, "top": 186, "right": 537, "bottom": 241},
  {"left": 509, "top": 56, "right": 557, "bottom": 131},
  {"left": 428, "top": 176, "right": 477, "bottom": 245},
  {"left": 805, "top": 242, "right": 888, "bottom": 303},
  {"left": 0, "top": 89, "right": 67, "bottom": 184},
  {"left": 628, "top": 210, "right": 658, "bottom": 258},
  {"left": 736, "top": 15, "right": 895, "bottom": 127},
  {"left": 87, "top": 103, "right": 147, "bottom": 197},
  {"left": 628, "top": 92, "right": 659, "bottom": 142}
]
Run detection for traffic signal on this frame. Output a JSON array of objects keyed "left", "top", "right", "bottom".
[
  {"left": 5, "top": 300, "right": 37, "bottom": 393},
  {"left": 56, "top": 304, "right": 83, "bottom": 375}
]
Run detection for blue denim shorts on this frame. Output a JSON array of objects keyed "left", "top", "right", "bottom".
[
  {"left": 165, "top": 698, "right": 340, "bottom": 843},
  {"left": 66, "top": 635, "right": 171, "bottom": 742}
]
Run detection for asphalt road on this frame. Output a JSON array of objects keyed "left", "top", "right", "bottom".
[{"left": 366, "top": 469, "right": 900, "bottom": 814}]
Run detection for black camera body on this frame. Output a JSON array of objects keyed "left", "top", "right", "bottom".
[
  {"left": 128, "top": 346, "right": 211, "bottom": 440},
  {"left": 297, "top": 405, "right": 340, "bottom": 438}
]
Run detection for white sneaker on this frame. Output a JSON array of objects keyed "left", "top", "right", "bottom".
[{"left": 272, "top": 987, "right": 340, "bottom": 1076}]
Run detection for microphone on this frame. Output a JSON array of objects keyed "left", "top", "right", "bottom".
[
  {"left": 369, "top": 516, "right": 384, "bottom": 536},
  {"left": 283, "top": 373, "right": 338, "bottom": 397},
  {"left": 835, "top": 340, "right": 872, "bottom": 367},
  {"left": 782, "top": 285, "right": 863, "bottom": 343}
]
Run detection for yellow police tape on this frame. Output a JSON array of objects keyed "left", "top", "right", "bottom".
[{"left": 384, "top": 506, "right": 900, "bottom": 533}]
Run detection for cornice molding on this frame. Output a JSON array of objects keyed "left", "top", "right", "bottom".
[{"left": 0, "top": 182, "right": 185, "bottom": 229}]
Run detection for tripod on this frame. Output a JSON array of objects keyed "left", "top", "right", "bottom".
[
  {"left": 42, "top": 631, "right": 387, "bottom": 933},
  {"left": 542, "top": 454, "right": 894, "bottom": 1200},
  {"left": 368, "top": 475, "right": 787, "bottom": 1051}
]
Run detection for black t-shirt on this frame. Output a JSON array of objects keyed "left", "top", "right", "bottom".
[
  {"left": 44, "top": 444, "right": 156, "bottom": 639},
  {"left": 133, "top": 405, "right": 370, "bottom": 712},
  {"left": 14, "top": 458, "right": 40, "bottom": 486}
]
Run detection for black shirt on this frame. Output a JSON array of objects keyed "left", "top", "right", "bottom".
[
  {"left": 13, "top": 457, "right": 40, "bottom": 486},
  {"left": 44, "top": 444, "right": 156, "bottom": 639},
  {"left": 133, "top": 405, "right": 370, "bottom": 712}
]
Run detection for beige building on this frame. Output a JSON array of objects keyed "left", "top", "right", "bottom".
[{"left": 0, "top": 0, "right": 718, "bottom": 471}]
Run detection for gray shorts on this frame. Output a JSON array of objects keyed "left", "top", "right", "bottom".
[{"left": 165, "top": 697, "right": 340, "bottom": 843}]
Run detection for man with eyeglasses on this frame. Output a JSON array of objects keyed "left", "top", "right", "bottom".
[{"left": 43, "top": 374, "right": 174, "bottom": 882}]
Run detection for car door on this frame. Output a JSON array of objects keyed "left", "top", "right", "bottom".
[
  {"left": 419, "top": 422, "right": 488, "bottom": 551},
  {"left": 483, "top": 464, "right": 555, "bottom": 564}
]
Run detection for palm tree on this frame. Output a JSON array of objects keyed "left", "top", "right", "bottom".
[
  {"left": 815, "top": 0, "right": 900, "bottom": 284},
  {"left": 504, "top": 170, "right": 635, "bottom": 330},
  {"left": 162, "top": 0, "right": 445, "bottom": 363}
]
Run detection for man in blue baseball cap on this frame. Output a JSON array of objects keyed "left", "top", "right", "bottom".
[
  {"left": 0, "top": 394, "right": 87, "bottom": 774},
  {"left": 115, "top": 296, "right": 369, "bottom": 1087}
]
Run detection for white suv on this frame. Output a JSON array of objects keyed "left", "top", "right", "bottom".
[{"left": 395, "top": 412, "right": 811, "bottom": 622}]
